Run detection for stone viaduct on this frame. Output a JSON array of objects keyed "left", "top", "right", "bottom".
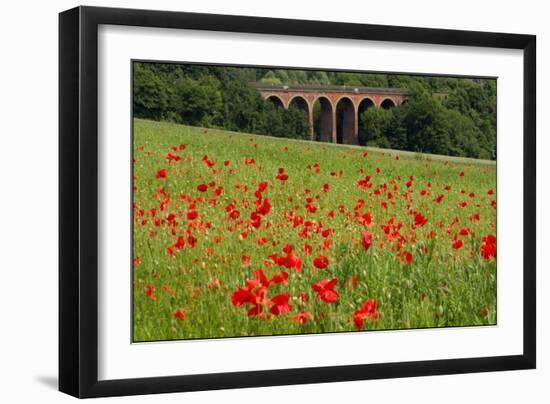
[{"left": 254, "top": 83, "right": 412, "bottom": 145}]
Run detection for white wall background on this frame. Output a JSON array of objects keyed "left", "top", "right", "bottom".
[{"left": 0, "top": 0, "right": 546, "bottom": 402}]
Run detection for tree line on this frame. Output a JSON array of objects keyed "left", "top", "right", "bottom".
[{"left": 133, "top": 63, "right": 497, "bottom": 159}]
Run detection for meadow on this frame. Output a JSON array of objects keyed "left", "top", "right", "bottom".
[{"left": 132, "top": 118, "right": 497, "bottom": 342}]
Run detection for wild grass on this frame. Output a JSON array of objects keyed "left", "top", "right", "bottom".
[{"left": 132, "top": 118, "right": 496, "bottom": 342}]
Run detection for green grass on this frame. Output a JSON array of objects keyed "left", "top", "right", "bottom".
[{"left": 132, "top": 118, "right": 497, "bottom": 342}]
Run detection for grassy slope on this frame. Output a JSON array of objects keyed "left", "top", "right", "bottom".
[{"left": 132, "top": 119, "right": 497, "bottom": 342}]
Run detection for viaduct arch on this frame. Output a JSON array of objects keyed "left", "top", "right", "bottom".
[{"left": 255, "top": 83, "right": 411, "bottom": 145}]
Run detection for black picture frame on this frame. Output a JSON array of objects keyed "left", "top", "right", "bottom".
[{"left": 59, "top": 5, "right": 536, "bottom": 398}]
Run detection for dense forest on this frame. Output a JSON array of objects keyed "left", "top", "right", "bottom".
[{"left": 133, "top": 63, "right": 497, "bottom": 159}]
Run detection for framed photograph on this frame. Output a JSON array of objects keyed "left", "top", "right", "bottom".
[{"left": 59, "top": 6, "right": 536, "bottom": 398}]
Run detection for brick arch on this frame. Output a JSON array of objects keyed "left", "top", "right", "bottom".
[
  {"left": 312, "top": 96, "right": 334, "bottom": 143},
  {"left": 380, "top": 98, "right": 397, "bottom": 109},
  {"left": 335, "top": 97, "right": 357, "bottom": 145},
  {"left": 313, "top": 95, "right": 335, "bottom": 111},
  {"left": 288, "top": 95, "right": 311, "bottom": 113},
  {"left": 357, "top": 98, "right": 376, "bottom": 145},
  {"left": 265, "top": 94, "right": 285, "bottom": 109},
  {"left": 334, "top": 95, "right": 358, "bottom": 112},
  {"left": 288, "top": 95, "right": 314, "bottom": 139},
  {"left": 358, "top": 96, "right": 376, "bottom": 107}
]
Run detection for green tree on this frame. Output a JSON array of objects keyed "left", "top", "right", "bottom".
[
  {"left": 359, "top": 107, "right": 393, "bottom": 147},
  {"left": 173, "top": 75, "right": 222, "bottom": 126},
  {"left": 133, "top": 63, "right": 172, "bottom": 120}
]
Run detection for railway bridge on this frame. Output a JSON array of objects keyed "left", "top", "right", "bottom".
[{"left": 254, "top": 83, "right": 412, "bottom": 144}]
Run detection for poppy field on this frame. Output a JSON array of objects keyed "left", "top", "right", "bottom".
[{"left": 132, "top": 118, "right": 497, "bottom": 342}]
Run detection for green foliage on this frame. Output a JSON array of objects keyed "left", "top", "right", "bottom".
[
  {"left": 133, "top": 62, "right": 497, "bottom": 160},
  {"left": 133, "top": 63, "right": 173, "bottom": 121},
  {"left": 359, "top": 107, "right": 393, "bottom": 147},
  {"left": 358, "top": 95, "right": 495, "bottom": 159},
  {"left": 133, "top": 63, "right": 310, "bottom": 141},
  {"left": 173, "top": 75, "right": 222, "bottom": 126}
]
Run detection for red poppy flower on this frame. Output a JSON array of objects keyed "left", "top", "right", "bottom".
[
  {"left": 458, "top": 227, "right": 470, "bottom": 236},
  {"left": 459, "top": 171, "right": 465, "bottom": 177},
  {"left": 174, "top": 307, "right": 186, "bottom": 320},
  {"left": 256, "top": 197, "right": 271, "bottom": 215},
  {"left": 186, "top": 210, "right": 198, "bottom": 220},
  {"left": 401, "top": 251, "right": 413, "bottom": 264},
  {"left": 231, "top": 287, "right": 254, "bottom": 306},
  {"left": 197, "top": 183, "right": 208, "bottom": 192},
  {"left": 174, "top": 236, "right": 185, "bottom": 250},
  {"left": 249, "top": 212, "right": 261, "bottom": 228},
  {"left": 470, "top": 212, "right": 481, "bottom": 221},
  {"left": 202, "top": 155, "right": 215, "bottom": 167},
  {"left": 145, "top": 284, "right": 157, "bottom": 301},
  {"left": 242, "top": 255, "right": 251, "bottom": 267},
  {"left": 258, "top": 181, "right": 269, "bottom": 192},
  {"left": 313, "top": 256, "right": 329, "bottom": 269},
  {"left": 362, "top": 230, "right": 372, "bottom": 251},
  {"left": 292, "top": 311, "right": 313, "bottom": 325},
  {"left": 357, "top": 176, "right": 372, "bottom": 188},
  {"left": 273, "top": 244, "right": 303, "bottom": 272},
  {"left": 156, "top": 169, "right": 167, "bottom": 179},
  {"left": 353, "top": 298, "right": 379, "bottom": 329},
  {"left": 247, "top": 305, "right": 264, "bottom": 317},
  {"left": 414, "top": 212, "right": 427, "bottom": 228},
  {"left": 312, "top": 278, "right": 339, "bottom": 303},
  {"left": 285, "top": 252, "right": 303, "bottom": 272},
  {"left": 361, "top": 298, "right": 379, "bottom": 320},
  {"left": 452, "top": 239, "right": 463, "bottom": 249},
  {"left": 166, "top": 152, "right": 183, "bottom": 163},
  {"left": 269, "top": 292, "right": 293, "bottom": 315},
  {"left": 353, "top": 313, "right": 365, "bottom": 329},
  {"left": 251, "top": 269, "right": 270, "bottom": 288},
  {"left": 270, "top": 271, "right": 289, "bottom": 285},
  {"left": 481, "top": 234, "right": 497, "bottom": 260},
  {"left": 434, "top": 194, "right": 445, "bottom": 203},
  {"left": 187, "top": 231, "right": 197, "bottom": 248}
]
